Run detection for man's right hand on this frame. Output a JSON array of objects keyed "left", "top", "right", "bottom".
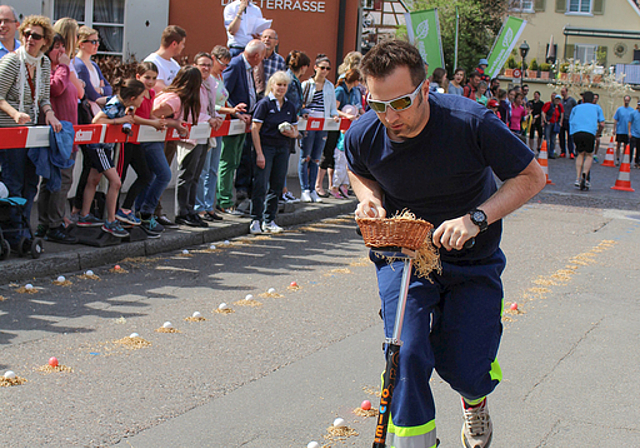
[{"left": 355, "top": 199, "right": 386, "bottom": 219}]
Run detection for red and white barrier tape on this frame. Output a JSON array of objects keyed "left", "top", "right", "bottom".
[{"left": 0, "top": 117, "right": 352, "bottom": 150}]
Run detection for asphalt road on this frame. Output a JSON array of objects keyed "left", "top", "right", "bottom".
[{"left": 1, "top": 199, "right": 639, "bottom": 447}]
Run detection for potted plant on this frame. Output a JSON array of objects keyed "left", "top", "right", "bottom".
[
  {"left": 539, "top": 62, "right": 551, "bottom": 79},
  {"left": 559, "top": 62, "right": 569, "bottom": 80},
  {"left": 504, "top": 55, "right": 517, "bottom": 77},
  {"left": 528, "top": 58, "right": 539, "bottom": 78}
]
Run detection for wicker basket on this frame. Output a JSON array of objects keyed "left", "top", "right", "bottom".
[{"left": 356, "top": 217, "right": 433, "bottom": 250}]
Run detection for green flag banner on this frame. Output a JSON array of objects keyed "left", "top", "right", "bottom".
[
  {"left": 486, "top": 16, "right": 527, "bottom": 79},
  {"left": 404, "top": 8, "right": 444, "bottom": 77}
]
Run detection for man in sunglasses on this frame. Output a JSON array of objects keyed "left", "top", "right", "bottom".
[
  {"left": 0, "top": 5, "right": 19, "bottom": 58},
  {"left": 346, "top": 40, "right": 545, "bottom": 448}
]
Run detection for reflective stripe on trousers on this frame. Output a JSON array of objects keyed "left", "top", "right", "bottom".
[{"left": 389, "top": 418, "right": 437, "bottom": 448}]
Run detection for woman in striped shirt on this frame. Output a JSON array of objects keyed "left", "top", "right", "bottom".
[
  {"left": 0, "top": 15, "right": 61, "bottom": 247},
  {"left": 298, "top": 54, "right": 339, "bottom": 203}
]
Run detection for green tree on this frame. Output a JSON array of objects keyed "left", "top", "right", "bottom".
[{"left": 403, "top": 0, "right": 509, "bottom": 77}]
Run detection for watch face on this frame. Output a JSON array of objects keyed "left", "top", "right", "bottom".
[{"left": 473, "top": 211, "right": 485, "bottom": 222}]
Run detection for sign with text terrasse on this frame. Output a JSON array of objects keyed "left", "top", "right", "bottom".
[
  {"left": 486, "top": 16, "right": 527, "bottom": 79},
  {"left": 220, "top": 0, "right": 326, "bottom": 13}
]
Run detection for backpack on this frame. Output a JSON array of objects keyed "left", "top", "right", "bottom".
[{"left": 463, "top": 84, "right": 475, "bottom": 99}]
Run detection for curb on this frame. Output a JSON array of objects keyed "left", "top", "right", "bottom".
[{"left": 0, "top": 200, "right": 356, "bottom": 284}]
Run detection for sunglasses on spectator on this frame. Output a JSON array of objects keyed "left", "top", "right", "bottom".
[
  {"left": 24, "top": 30, "right": 44, "bottom": 41},
  {"left": 215, "top": 57, "right": 228, "bottom": 67},
  {"left": 317, "top": 66, "right": 331, "bottom": 71},
  {"left": 367, "top": 80, "right": 425, "bottom": 113},
  {"left": 0, "top": 19, "right": 17, "bottom": 25},
  {"left": 83, "top": 39, "right": 100, "bottom": 45}
]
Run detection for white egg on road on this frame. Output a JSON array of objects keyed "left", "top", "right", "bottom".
[
  {"left": 267, "top": 288, "right": 276, "bottom": 294},
  {"left": 4, "top": 371, "right": 16, "bottom": 379},
  {"left": 162, "top": 321, "right": 173, "bottom": 329},
  {"left": 245, "top": 294, "right": 254, "bottom": 301},
  {"left": 218, "top": 303, "right": 229, "bottom": 310},
  {"left": 129, "top": 333, "right": 139, "bottom": 338},
  {"left": 333, "top": 417, "right": 346, "bottom": 428},
  {"left": 56, "top": 276, "right": 65, "bottom": 283},
  {"left": 192, "top": 311, "right": 202, "bottom": 318}
]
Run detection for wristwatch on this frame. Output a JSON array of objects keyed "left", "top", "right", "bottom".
[{"left": 469, "top": 208, "right": 488, "bottom": 233}]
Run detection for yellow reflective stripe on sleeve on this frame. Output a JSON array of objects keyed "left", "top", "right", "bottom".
[{"left": 490, "top": 359, "right": 503, "bottom": 383}]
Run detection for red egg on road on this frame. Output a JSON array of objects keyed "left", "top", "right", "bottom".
[
  {"left": 361, "top": 400, "right": 372, "bottom": 410},
  {"left": 114, "top": 265, "right": 121, "bottom": 270},
  {"left": 290, "top": 281, "right": 298, "bottom": 287},
  {"left": 510, "top": 302, "right": 518, "bottom": 311},
  {"left": 49, "top": 357, "right": 58, "bottom": 367}
]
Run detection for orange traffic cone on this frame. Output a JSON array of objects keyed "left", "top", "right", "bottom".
[
  {"left": 611, "top": 144, "right": 635, "bottom": 192},
  {"left": 538, "top": 140, "right": 554, "bottom": 185},
  {"left": 601, "top": 136, "right": 616, "bottom": 167}
]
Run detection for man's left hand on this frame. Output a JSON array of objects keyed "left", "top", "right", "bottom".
[{"left": 432, "top": 214, "right": 479, "bottom": 251}]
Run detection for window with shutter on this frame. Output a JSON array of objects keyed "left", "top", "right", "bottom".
[
  {"left": 555, "top": 0, "right": 566, "bottom": 13},
  {"left": 568, "top": 0, "right": 592, "bottom": 13},
  {"left": 53, "top": 0, "right": 125, "bottom": 57},
  {"left": 510, "top": 0, "right": 535, "bottom": 12}
]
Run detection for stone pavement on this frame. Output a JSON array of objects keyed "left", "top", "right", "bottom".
[{"left": 1, "top": 179, "right": 357, "bottom": 284}]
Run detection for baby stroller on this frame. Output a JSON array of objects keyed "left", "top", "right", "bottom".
[{"left": 0, "top": 197, "right": 44, "bottom": 260}]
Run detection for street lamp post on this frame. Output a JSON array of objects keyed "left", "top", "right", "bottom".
[{"left": 519, "top": 41, "right": 530, "bottom": 89}]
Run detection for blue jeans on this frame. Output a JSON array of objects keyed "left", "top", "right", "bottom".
[
  {"left": 544, "top": 123, "right": 559, "bottom": 156},
  {"left": 298, "top": 130, "right": 327, "bottom": 191},
  {"left": 559, "top": 121, "right": 574, "bottom": 156},
  {"left": 0, "top": 147, "right": 38, "bottom": 243},
  {"left": 135, "top": 142, "right": 172, "bottom": 215},
  {"left": 195, "top": 136, "right": 222, "bottom": 213},
  {"left": 250, "top": 144, "right": 289, "bottom": 223}
]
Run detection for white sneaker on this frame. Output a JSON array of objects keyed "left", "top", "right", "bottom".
[
  {"left": 249, "top": 220, "right": 262, "bottom": 234},
  {"left": 300, "top": 189, "right": 312, "bottom": 203},
  {"left": 262, "top": 221, "right": 283, "bottom": 234},
  {"left": 461, "top": 398, "right": 493, "bottom": 448},
  {"left": 309, "top": 190, "right": 323, "bottom": 203}
]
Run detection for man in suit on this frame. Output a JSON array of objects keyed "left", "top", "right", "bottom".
[{"left": 217, "top": 39, "right": 265, "bottom": 214}]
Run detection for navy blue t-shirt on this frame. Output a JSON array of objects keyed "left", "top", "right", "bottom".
[
  {"left": 345, "top": 93, "right": 534, "bottom": 262},
  {"left": 253, "top": 94, "right": 298, "bottom": 147}
]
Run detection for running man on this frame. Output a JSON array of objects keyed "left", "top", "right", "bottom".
[{"left": 345, "top": 40, "right": 545, "bottom": 448}]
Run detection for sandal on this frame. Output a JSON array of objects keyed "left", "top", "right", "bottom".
[{"left": 315, "top": 188, "right": 330, "bottom": 198}]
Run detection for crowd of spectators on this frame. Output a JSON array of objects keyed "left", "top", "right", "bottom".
[{"left": 0, "top": 0, "right": 631, "bottom": 254}]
